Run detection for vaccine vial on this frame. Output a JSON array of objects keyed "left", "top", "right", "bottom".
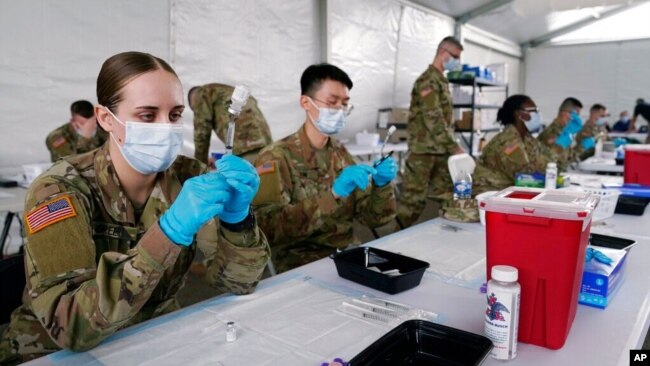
[
  {"left": 485, "top": 265, "right": 520, "bottom": 361},
  {"left": 226, "top": 321, "right": 237, "bottom": 343},
  {"left": 545, "top": 162, "right": 557, "bottom": 189}
]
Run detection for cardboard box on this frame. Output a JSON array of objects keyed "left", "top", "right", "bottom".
[
  {"left": 579, "top": 246, "right": 628, "bottom": 309},
  {"left": 455, "top": 111, "right": 480, "bottom": 130},
  {"left": 377, "top": 108, "right": 409, "bottom": 143}
]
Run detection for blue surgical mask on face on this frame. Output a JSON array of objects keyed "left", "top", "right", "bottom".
[
  {"left": 596, "top": 117, "right": 607, "bottom": 126},
  {"left": 443, "top": 57, "right": 461, "bottom": 72},
  {"left": 308, "top": 98, "right": 346, "bottom": 135},
  {"left": 525, "top": 111, "right": 542, "bottom": 132},
  {"left": 106, "top": 107, "right": 184, "bottom": 175}
]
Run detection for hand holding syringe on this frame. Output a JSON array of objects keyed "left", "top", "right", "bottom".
[
  {"left": 224, "top": 85, "right": 251, "bottom": 155},
  {"left": 373, "top": 125, "right": 397, "bottom": 168}
]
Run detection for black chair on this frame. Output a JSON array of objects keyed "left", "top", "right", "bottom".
[{"left": 0, "top": 254, "right": 25, "bottom": 324}]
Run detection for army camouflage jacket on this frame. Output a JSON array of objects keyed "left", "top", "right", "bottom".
[
  {"left": 0, "top": 144, "right": 269, "bottom": 363},
  {"left": 193, "top": 83, "right": 273, "bottom": 164},
  {"left": 45, "top": 123, "right": 108, "bottom": 162},
  {"left": 253, "top": 125, "right": 396, "bottom": 250},
  {"left": 407, "top": 65, "right": 458, "bottom": 155},
  {"left": 474, "top": 124, "right": 557, "bottom": 194},
  {"left": 537, "top": 118, "right": 571, "bottom": 169}
]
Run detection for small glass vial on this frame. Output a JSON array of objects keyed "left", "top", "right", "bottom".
[
  {"left": 545, "top": 162, "right": 557, "bottom": 190},
  {"left": 226, "top": 321, "right": 237, "bottom": 343},
  {"left": 485, "top": 265, "right": 520, "bottom": 361}
]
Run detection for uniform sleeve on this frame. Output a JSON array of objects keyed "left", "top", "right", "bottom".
[
  {"left": 253, "top": 150, "right": 339, "bottom": 246},
  {"left": 23, "top": 176, "right": 182, "bottom": 351},
  {"left": 353, "top": 183, "right": 397, "bottom": 228},
  {"left": 196, "top": 218, "right": 270, "bottom": 295},
  {"left": 193, "top": 95, "right": 215, "bottom": 164},
  {"left": 45, "top": 131, "right": 74, "bottom": 162},
  {"left": 408, "top": 78, "right": 458, "bottom": 155}
]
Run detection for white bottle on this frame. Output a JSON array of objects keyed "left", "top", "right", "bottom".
[
  {"left": 545, "top": 162, "right": 557, "bottom": 190},
  {"left": 453, "top": 170, "right": 473, "bottom": 200},
  {"left": 226, "top": 321, "right": 237, "bottom": 342},
  {"left": 594, "top": 134, "right": 604, "bottom": 158},
  {"left": 485, "top": 265, "right": 520, "bottom": 361}
]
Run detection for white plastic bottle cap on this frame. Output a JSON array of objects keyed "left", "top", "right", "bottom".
[
  {"left": 492, "top": 265, "right": 518, "bottom": 282},
  {"left": 547, "top": 162, "right": 557, "bottom": 168}
]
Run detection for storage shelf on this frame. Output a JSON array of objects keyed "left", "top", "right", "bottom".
[
  {"left": 453, "top": 104, "right": 500, "bottom": 109},
  {"left": 448, "top": 78, "right": 507, "bottom": 87}
]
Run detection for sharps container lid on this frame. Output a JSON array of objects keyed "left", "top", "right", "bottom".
[{"left": 492, "top": 265, "right": 518, "bottom": 282}]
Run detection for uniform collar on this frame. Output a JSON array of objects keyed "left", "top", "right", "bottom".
[
  {"left": 297, "top": 123, "right": 340, "bottom": 165},
  {"left": 93, "top": 144, "right": 179, "bottom": 225}
]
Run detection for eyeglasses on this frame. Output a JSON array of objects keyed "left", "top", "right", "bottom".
[
  {"left": 310, "top": 97, "right": 354, "bottom": 116},
  {"left": 441, "top": 47, "right": 461, "bottom": 59},
  {"left": 519, "top": 108, "right": 539, "bottom": 114}
]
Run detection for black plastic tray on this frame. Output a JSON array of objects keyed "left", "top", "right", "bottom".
[
  {"left": 589, "top": 233, "right": 636, "bottom": 251},
  {"left": 615, "top": 195, "right": 649, "bottom": 216},
  {"left": 330, "top": 247, "right": 429, "bottom": 294},
  {"left": 349, "top": 320, "right": 493, "bottom": 366}
]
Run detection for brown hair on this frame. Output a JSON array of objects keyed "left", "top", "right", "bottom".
[{"left": 97, "top": 51, "right": 178, "bottom": 112}]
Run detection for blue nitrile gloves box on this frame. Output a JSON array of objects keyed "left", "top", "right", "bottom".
[{"left": 579, "top": 246, "right": 628, "bottom": 309}]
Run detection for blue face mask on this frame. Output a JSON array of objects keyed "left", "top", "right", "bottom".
[
  {"left": 564, "top": 110, "right": 583, "bottom": 134},
  {"left": 106, "top": 108, "right": 184, "bottom": 175},
  {"left": 525, "top": 111, "right": 542, "bottom": 132},
  {"left": 444, "top": 57, "right": 461, "bottom": 72},
  {"left": 596, "top": 117, "right": 607, "bottom": 126},
  {"left": 308, "top": 98, "right": 346, "bottom": 135}
]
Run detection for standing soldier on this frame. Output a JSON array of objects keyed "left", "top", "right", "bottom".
[
  {"left": 189, "top": 83, "right": 273, "bottom": 164},
  {"left": 253, "top": 63, "right": 397, "bottom": 274},
  {"left": 397, "top": 36, "right": 464, "bottom": 228},
  {"left": 45, "top": 100, "right": 108, "bottom": 162}
]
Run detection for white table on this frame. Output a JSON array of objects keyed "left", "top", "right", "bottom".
[
  {"left": 343, "top": 142, "right": 408, "bottom": 158},
  {"left": 578, "top": 157, "right": 624, "bottom": 174},
  {"left": 608, "top": 132, "right": 648, "bottom": 142},
  {"left": 24, "top": 208, "right": 650, "bottom": 366}
]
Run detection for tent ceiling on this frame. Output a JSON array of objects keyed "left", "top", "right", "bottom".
[{"left": 409, "top": 0, "right": 649, "bottom": 46}]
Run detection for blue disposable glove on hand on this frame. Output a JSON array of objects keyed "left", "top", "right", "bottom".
[
  {"left": 215, "top": 154, "right": 260, "bottom": 223},
  {"left": 555, "top": 132, "right": 572, "bottom": 149},
  {"left": 159, "top": 173, "right": 231, "bottom": 245},
  {"left": 581, "top": 136, "right": 596, "bottom": 150},
  {"left": 564, "top": 111, "right": 583, "bottom": 134},
  {"left": 333, "top": 164, "right": 376, "bottom": 198},
  {"left": 372, "top": 156, "right": 398, "bottom": 187}
]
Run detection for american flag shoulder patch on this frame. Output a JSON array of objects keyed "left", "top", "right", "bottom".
[
  {"left": 25, "top": 195, "right": 77, "bottom": 234},
  {"left": 256, "top": 161, "right": 276, "bottom": 175},
  {"left": 52, "top": 136, "right": 67, "bottom": 148},
  {"left": 504, "top": 144, "right": 520, "bottom": 156}
]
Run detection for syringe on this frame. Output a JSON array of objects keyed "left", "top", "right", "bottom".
[
  {"left": 224, "top": 85, "right": 251, "bottom": 155},
  {"left": 373, "top": 125, "right": 397, "bottom": 168}
]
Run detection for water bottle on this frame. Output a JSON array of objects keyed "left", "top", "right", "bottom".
[
  {"left": 545, "top": 162, "right": 557, "bottom": 190},
  {"left": 485, "top": 265, "right": 520, "bottom": 361},
  {"left": 453, "top": 170, "right": 472, "bottom": 200}
]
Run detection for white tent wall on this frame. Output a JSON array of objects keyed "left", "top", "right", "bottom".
[
  {"left": 172, "top": 0, "right": 321, "bottom": 155},
  {"left": 328, "top": 0, "right": 401, "bottom": 140},
  {"left": 525, "top": 39, "right": 650, "bottom": 127},
  {"left": 0, "top": 0, "right": 171, "bottom": 175}
]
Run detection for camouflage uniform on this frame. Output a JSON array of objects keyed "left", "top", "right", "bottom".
[
  {"left": 537, "top": 118, "right": 570, "bottom": 170},
  {"left": 192, "top": 83, "right": 273, "bottom": 164},
  {"left": 574, "top": 121, "right": 606, "bottom": 161},
  {"left": 397, "top": 65, "right": 459, "bottom": 227},
  {"left": 0, "top": 144, "right": 269, "bottom": 364},
  {"left": 474, "top": 124, "right": 556, "bottom": 195},
  {"left": 45, "top": 123, "right": 108, "bottom": 162},
  {"left": 252, "top": 125, "right": 396, "bottom": 274}
]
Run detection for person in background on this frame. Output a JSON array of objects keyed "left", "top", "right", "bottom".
[
  {"left": 630, "top": 98, "right": 650, "bottom": 143},
  {"left": 537, "top": 97, "right": 583, "bottom": 170},
  {"left": 612, "top": 111, "right": 631, "bottom": 132},
  {"left": 474, "top": 95, "right": 558, "bottom": 195},
  {"left": 397, "top": 36, "right": 465, "bottom": 228},
  {"left": 0, "top": 51, "right": 269, "bottom": 364},
  {"left": 575, "top": 104, "right": 608, "bottom": 161},
  {"left": 253, "top": 63, "right": 397, "bottom": 274},
  {"left": 188, "top": 83, "right": 273, "bottom": 165},
  {"left": 45, "top": 100, "right": 108, "bottom": 162}
]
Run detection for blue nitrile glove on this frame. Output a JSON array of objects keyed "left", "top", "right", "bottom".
[
  {"left": 564, "top": 110, "right": 583, "bottom": 134},
  {"left": 372, "top": 156, "right": 398, "bottom": 187},
  {"left": 333, "top": 164, "right": 376, "bottom": 198},
  {"left": 585, "top": 247, "right": 613, "bottom": 265},
  {"left": 555, "top": 132, "right": 572, "bottom": 149},
  {"left": 581, "top": 136, "right": 596, "bottom": 150},
  {"left": 613, "top": 137, "right": 627, "bottom": 148},
  {"left": 159, "top": 173, "right": 231, "bottom": 245},
  {"left": 215, "top": 154, "right": 260, "bottom": 223}
]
